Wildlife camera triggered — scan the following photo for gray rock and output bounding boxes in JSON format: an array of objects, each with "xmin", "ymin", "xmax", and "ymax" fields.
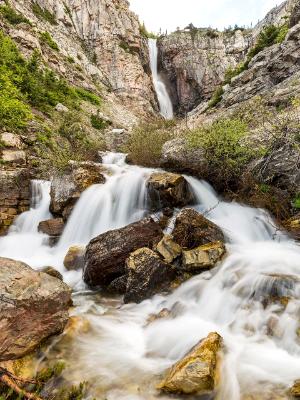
[{"xmin": 55, "ymin": 103, "xmax": 69, "ymax": 112}]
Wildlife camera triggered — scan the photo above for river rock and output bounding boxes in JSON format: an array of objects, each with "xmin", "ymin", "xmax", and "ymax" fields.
[
  {"xmin": 146, "ymin": 172, "xmax": 193, "ymax": 210},
  {"xmin": 124, "ymin": 247, "xmax": 177, "ymax": 304},
  {"xmin": 63, "ymin": 245, "xmax": 85, "ymax": 271},
  {"xmin": 84, "ymin": 217, "xmax": 163, "ymax": 287},
  {"xmin": 182, "ymin": 242, "xmax": 226, "ymax": 272},
  {"xmin": 156, "ymin": 235, "xmax": 182, "ymax": 263},
  {"xmin": 158, "ymin": 332, "xmax": 223, "ymax": 395},
  {"xmin": 50, "ymin": 162, "xmax": 106, "ymax": 220},
  {"xmin": 0, "ymin": 257, "xmax": 71, "ymax": 361},
  {"xmin": 290, "ymin": 380, "xmax": 300, "ymax": 397},
  {"xmin": 107, "ymin": 275, "xmax": 128, "ymax": 295},
  {"xmin": 172, "ymin": 208, "xmax": 224, "ymax": 249},
  {"xmin": 38, "ymin": 218, "xmax": 64, "ymax": 237},
  {"xmin": 40, "ymin": 266, "xmax": 63, "ymax": 281}
]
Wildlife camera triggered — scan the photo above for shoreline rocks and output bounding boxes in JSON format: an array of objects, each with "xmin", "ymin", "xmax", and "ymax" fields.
[{"xmin": 0, "ymin": 257, "xmax": 71, "ymax": 361}]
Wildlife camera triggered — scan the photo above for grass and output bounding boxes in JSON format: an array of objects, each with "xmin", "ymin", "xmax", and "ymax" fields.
[
  {"xmin": 90, "ymin": 114, "xmax": 111, "ymax": 130},
  {"xmin": 39, "ymin": 31, "xmax": 59, "ymax": 51},
  {"xmin": 0, "ymin": 3, "xmax": 30, "ymax": 25},
  {"xmin": 32, "ymin": 2, "xmax": 57, "ymax": 25},
  {"xmin": 75, "ymin": 87, "xmax": 101, "ymax": 105}
]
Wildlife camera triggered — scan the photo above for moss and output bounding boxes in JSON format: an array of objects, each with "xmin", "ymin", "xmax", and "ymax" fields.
[
  {"xmin": 90, "ymin": 114, "xmax": 110, "ymax": 130},
  {"xmin": 0, "ymin": 4, "xmax": 30, "ymax": 25},
  {"xmin": 75, "ymin": 87, "xmax": 101, "ymax": 105},
  {"xmin": 208, "ymin": 86, "xmax": 224, "ymax": 108},
  {"xmin": 293, "ymin": 195, "xmax": 300, "ymax": 209},
  {"xmin": 32, "ymin": 2, "xmax": 57, "ymax": 25},
  {"xmin": 39, "ymin": 31, "xmax": 59, "ymax": 51}
]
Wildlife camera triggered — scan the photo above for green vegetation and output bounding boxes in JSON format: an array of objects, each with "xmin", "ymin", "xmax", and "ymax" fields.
[
  {"xmin": 39, "ymin": 31, "xmax": 59, "ymax": 51},
  {"xmin": 293, "ymin": 195, "xmax": 300, "ymax": 209},
  {"xmin": 119, "ymin": 40, "xmax": 131, "ymax": 53},
  {"xmin": 90, "ymin": 113, "xmax": 111, "ymax": 130},
  {"xmin": 187, "ymin": 118, "xmax": 252, "ymax": 185},
  {"xmin": 139, "ymin": 23, "xmax": 157, "ymax": 39},
  {"xmin": 75, "ymin": 87, "xmax": 101, "ymax": 105},
  {"xmin": 125, "ymin": 120, "xmax": 176, "ymax": 167},
  {"xmin": 31, "ymin": 2, "xmax": 57, "ymax": 25},
  {"xmin": 208, "ymin": 86, "xmax": 224, "ymax": 108},
  {"xmin": 0, "ymin": 3, "xmax": 30, "ymax": 25},
  {"xmin": 67, "ymin": 56, "xmax": 75, "ymax": 64}
]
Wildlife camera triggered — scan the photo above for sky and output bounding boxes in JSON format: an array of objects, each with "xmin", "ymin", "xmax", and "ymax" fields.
[{"xmin": 129, "ymin": 0, "xmax": 282, "ymax": 34}]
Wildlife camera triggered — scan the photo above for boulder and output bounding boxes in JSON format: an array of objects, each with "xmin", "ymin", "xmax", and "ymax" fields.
[
  {"xmin": 172, "ymin": 208, "xmax": 224, "ymax": 249},
  {"xmin": 290, "ymin": 380, "xmax": 300, "ymax": 397},
  {"xmin": 50, "ymin": 161, "xmax": 106, "ymax": 220},
  {"xmin": 63, "ymin": 245, "xmax": 85, "ymax": 271},
  {"xmin": 38, "ymin": 218, "xmax": 64, "ymax": 237},
  {"xmin": 107, "ymin": 275, "xmax": 128, "ymax": 295},
  {"xmin": 124, "ymin": 248, "xmax": 177, "ymax": 304},
  {"xmin": 0, "ymin": 257, "xmax": 71, "ymax": 361},
  {"xmin": 182, "ymin": 242, "xmax": 226, "ymax": 272},
  {"xmin": 156, "ymin": 235, "xmax": 182, "ymax": 263},
  {"xmin": 146, "ymin": 172, "xmax": 193, "ymax": 210},
  {"xmin": 1, "ymin": 150, "xmax": 26, "ymax": 165},
  {"xmin": 84, "ymin": 218, "xmax": 163, "ymax": 287},
  {"xmin": 0, "ymin": 132, "xmax": 23, "ymax": 149},
  {"xmin": 40, "ymin": 266, "xmax": 63, "ymax": 281},
  {"xmin": 158, "ymin": 332, "xmax": 223, "ymax": 395}
]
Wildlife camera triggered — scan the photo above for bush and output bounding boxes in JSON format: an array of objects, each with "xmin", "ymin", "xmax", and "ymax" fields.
[
  {"xmin": 0, "ymin": 4, "xmax": 30, "ymax": 25},
  {"xmin": 32, "ymin": 2, "xmax": 57, "ymax": 25},
  {"xmin": 39, "ymin": 31, "xmax": 59, "ymax": 51},
  {"xmin": 90, "ymin": 114, "xmax": 111, "ymax": 130},
  {"xmin": 75, "ymin": 87, "xmax": 101, "ymax": 105},
  {"xmin": 187, "ymin": 118, "xmax": 252, "ymax": 186},
  {"xmin": 139, "ymin": 23, "xmax": 157, "ymax": 39},
  {"xmin": 208, "ymin": 86, "xmax": 224, "ymax": 108},
  {"xmin": 125, "ymin": 120, "xmax": 175, "ymax": 167}
]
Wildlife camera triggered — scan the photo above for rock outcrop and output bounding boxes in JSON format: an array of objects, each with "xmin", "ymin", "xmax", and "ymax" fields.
[
  {"xmin": 158, "ymin": 332, "xmax": 223, "ymax": 395},
  {"xmin": 124, "ymin": 247, "xmax": 176, "ymax": 303},
  {"xmin": 50, "ymin": 162, "xmax": 106, "ymax": 220},
  {"xmin": 146, "ymin": 172, "xmax": 193, "ymax": 210},
  {"xmin": 84, "ymin": 217, "xmax": 163, "ymax": 287},
  {"xmin": 172, "ymin": 208, "xmax": 224, "ymax": 249},
  {"xmin": 0, "ymin": 257, "xmax": 71, "ymax": 361}
]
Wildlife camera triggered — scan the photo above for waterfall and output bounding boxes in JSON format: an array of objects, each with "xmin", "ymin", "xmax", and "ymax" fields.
[
  {"xmin": 1, "ymin": 154, "xmax": 300, "ymax": 399},
  {"xmin": 148, "ymin": 38, "xmax": 174, "ymax": 120}
]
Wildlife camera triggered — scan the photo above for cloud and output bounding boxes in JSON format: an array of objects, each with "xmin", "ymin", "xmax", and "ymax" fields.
[{"xmin": 129, "ymin": 0, "xmax": 282, "ymax": 33}]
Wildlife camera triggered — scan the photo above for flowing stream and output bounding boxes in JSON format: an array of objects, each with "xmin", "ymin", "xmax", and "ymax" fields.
[
  {"xmin": 1, "ymin": 154, "xmax": 300, "ymax": 399},
  {"xmin": 148, "ymin": 38, "xmax": 174, "ymax": 120}
]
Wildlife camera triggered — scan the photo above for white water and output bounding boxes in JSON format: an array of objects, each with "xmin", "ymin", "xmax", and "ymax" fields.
[
  {"xmin": 1, "ymin": 154, "xmax": 300, "ymax": 399},
  {"xmin": 148, "ymin": 38, "xmax": 174, "ymax": 120}
]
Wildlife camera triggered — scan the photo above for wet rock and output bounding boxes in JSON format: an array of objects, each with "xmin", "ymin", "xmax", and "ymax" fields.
[
  {"xmin": 147, "ymin": 308, "xmax": 171, "ymax": 325},
  {"xmin": 158, "ymin": 332, "xmax": 223, "ymax": 395},
  {"xmin": 50, "ymin": 162, "xmax": 106, "ymax": 220},
  {"xmin": 283, "ymin": 214, "xmax": 300, "ymax": 240},
  {"xmin": 146, "ymin": 172, "xmax": 193, "ymax": 210},
  {"xmin": 156, "ymin": 235, "xmax": 182, "ymax": 263},
  {"xmin": 182, "ymin": 242, "xmax": 226, "ymax": 272},
  {"xmin": 84, "ymin": 218, "xmax": 163, "ymax": 287},
  {"xmin": 124, "ymin": 247, "xmax": 177, "ymax": 304},
  {"xmin": 160, "ymin": 138, "xmax": 207, "ymax": 176},
  {"xmin": 41, "ymin": 266, "xmax": 63, "ymax": 281},
  {"xmin": 38, "ymin": 218, "xmax": 64, "ymax": 237},
  {"xmin": 63, "ymin": 245, "xmax": 85, "ymax": 271},
  {"xmin": 107, "ymin": 275, "xmax": 128, "ymax": 295},
  {"xmin": 290, "ymin": 380, "xmax": 300, "ymax": 397},
  {"xmin": 0, "ymin": 257, "xmax": 71, "ymax": 361},
  {"xmin": 172, "ymin": 208, "xmax": 224, "ymax": 249}
]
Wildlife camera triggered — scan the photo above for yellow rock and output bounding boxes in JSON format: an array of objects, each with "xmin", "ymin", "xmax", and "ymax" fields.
[
  {"xmin": 290, "ymin": 380, "xmax": 300, "ymax": 397},
  {"xmin": 0, "ymin": 353, "xmax": 37, "ymax": 380},
  {"xmin": 156, "ymin": 235, "xmax": 182, "ymax": 263},
  {"xmin": 157, "ymin": 332, "xmax": 223, "ymax": 395},
  {"xmin": 182, "ymin": 241, "xmax": 226, "ymax": 272}
]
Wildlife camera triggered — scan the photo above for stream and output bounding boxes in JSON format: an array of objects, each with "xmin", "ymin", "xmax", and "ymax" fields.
[{"xmin": 1, "ymin": 153, "xmax": 300, "ymax": 399}]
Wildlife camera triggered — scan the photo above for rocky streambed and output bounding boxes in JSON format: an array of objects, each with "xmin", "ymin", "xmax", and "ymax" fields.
[{"xmin": 1, "ymin": 153, "xmax": 300, "ymax": 400}]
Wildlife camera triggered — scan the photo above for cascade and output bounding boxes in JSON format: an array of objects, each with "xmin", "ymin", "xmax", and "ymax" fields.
[
  {"xmin": 148, "ymin": 38, "xmax": 174, "ymax": 120},
  {"xmin": 1, "ymin": 154, "xmax": 300, "ymax": 399}
]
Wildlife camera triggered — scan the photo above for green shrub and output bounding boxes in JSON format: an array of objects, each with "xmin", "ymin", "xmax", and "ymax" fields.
[
  {"xmin": 293, "ymin": 195, "xmax": 300, "ymax": 209},
  {"xmin": 275, "ymin": 23, "xmax": 289, "ymax": 43},
  {"xmin": 125, "ymin": 120, "xmax": 175, "ymax": 167},
  {"xmin": 39, "ymin": 31, "xmax": 59, "ymax": 51},
  {"xmin": 32, "ymin": 2, "xmax": 57, "ymax": 25},
  {"xmin": 139, "ymin": 23, "xmax": 157, "ymax": 39},
  {"xmin": 75, "ymin": 87, "xmax": 101, "ymax": 105},
  {"xmin": 90, "ymin": 114, "xmax": 110, "ymax": 130},
  {"xmin": 67, "ymin": 56, "xmax": 75, "ymax": 63},
  {"xmin": 187, "ymin": 118, "xmax": 252, "ymax": 185},
  {"xmin": 0, "ymin": 4, "xmax": 30, "ymax": 25},
  {"xmin": 208, "ymin": 86, "xmax": 224, "ymax": 108}
]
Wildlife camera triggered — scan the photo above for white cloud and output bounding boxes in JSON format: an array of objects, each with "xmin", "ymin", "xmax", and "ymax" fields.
[{"xmin": 129, "ymin": 0, "xmax": 282, "ymax": 33}]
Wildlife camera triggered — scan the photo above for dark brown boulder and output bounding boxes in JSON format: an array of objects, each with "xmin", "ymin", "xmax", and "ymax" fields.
[
  {"xmin": 0, "ymin": 257, "xmax": 71, "ymax": 361},
  {"xmin": 38, "ymin": 218, "xmax": 64, "ymax": 236},
  {"xmin": 124, "ymin": 247, "xmax": 177, "ymax": 304},
  {"xmin": 83, "ymin": 217, "xmax": 163, "ymax": 287},
  {"xmin": 146, "ymin": 172, "xmax": 193, "ymax": 210},
  {"xmin": 172, "ymin": 208, "xmax": 224, "ymax": 249}
]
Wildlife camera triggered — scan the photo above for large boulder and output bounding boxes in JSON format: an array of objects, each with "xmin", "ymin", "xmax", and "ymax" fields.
[
  {"xmin": 124, "ymin": 248, "xmax": 177, "ymax": 304},
  {"xmin": 146, "ymin": 172, "xmax": 193, "ymax": 210},
  {"xmin": 182, "ymin": 242, "xmax": 226, "ymax": 272},
  {"xmin": 50, "ymin": 161, "xmax": 106, "ymax": 220},
  {"xmin": 63, "ymin": 245, "xmax": 85, "ymax": 271},
  {"xmin": 158, "ymin": 332, "xmax": 223, "ymax": 395},
  {"xmin": 0, "ymin": 257, "xmax": 71, "ymax": 361},
  {"xmin": 172, "ymin": 208, "xmax": 224, "ymax": 249},
  {"xmin": 84, "ymin": 218, "xmax": 163, "ymax": 287}
]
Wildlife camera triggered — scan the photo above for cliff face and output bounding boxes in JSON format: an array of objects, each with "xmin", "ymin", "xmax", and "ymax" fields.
[
  {"xmin": 158, "ymin": 29, "xmax": 251, "ymax": 113},
  {"xmin": 8, "ymin": 0, "xmax": 157, "ymax": 120}
]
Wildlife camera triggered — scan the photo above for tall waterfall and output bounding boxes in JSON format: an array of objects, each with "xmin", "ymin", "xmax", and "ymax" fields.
[
  {"xmin": 148, "ymin": 38, "xmax": 174, "ymax": 120},
  {"xmin": 1, "ymin": 153, "xmax": 300, "ymax": 399}
]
